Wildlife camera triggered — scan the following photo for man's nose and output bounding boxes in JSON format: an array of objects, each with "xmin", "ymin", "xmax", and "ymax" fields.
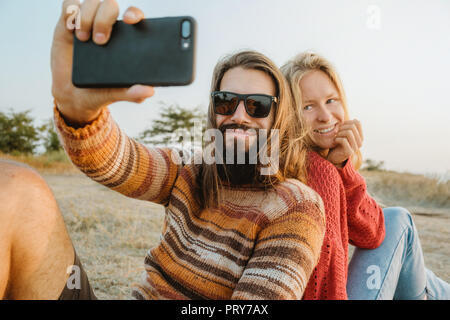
[{"xmin": 230, "ymin": 101, "xmax": 251, "ymax": 124}]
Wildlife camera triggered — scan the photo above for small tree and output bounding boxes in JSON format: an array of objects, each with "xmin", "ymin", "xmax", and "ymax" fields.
[
  {"xmin": 0, "ymin": 109, "xmax": 40, "ymax": 154},
  {"xmin": 362, "ymin": 159, "xmax": 385, "ymax": 171},
  {"xmin": 138, "ymin": 103, "xmax": 206, "ymax": 146},
  {"xmin": 39, "ymin": 118, "xmax": 62, "ymax": 153}
]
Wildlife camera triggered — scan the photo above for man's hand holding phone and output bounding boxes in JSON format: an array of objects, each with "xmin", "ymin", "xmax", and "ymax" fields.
[
  {"xmin": 51, "ymin": 0, "xmax": 154, "ymax": 127},
  {"xmin": 326, "ymin": 119, "xmax": 364, "ymax": 168}
]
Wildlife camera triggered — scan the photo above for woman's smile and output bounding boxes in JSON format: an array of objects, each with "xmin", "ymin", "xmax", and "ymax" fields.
[{"xmin": 313, "ymin": 123, "xmax": 338, "ymax": 135}]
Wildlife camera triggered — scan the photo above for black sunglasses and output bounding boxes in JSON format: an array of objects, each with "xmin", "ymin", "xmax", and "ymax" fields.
[{"xmin": 211, "ymin": 91, "xmax": 278, "ymax": 118}]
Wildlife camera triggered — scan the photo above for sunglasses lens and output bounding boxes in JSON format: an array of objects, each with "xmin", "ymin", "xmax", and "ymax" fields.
[
  {"xmin": 246, "ymin": 95, "xmax": 272, "ymax": 117},
  {"xmin": 214, "ymin": 92, "xmax": 238, "ymax": 115}
]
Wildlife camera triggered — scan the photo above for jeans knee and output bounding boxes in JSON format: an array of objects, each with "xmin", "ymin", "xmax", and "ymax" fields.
[
  {"xmin": 383, "ymin": 207, "xmax": 414, "ymax": 231},
  {"xmin": 383, "ymin": 207, "xmax": 418, "ymax": 246}
]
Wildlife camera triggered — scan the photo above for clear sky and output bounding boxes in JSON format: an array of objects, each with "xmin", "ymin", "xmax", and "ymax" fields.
[{"xmin": 0, "ymin": 0, "xmax": 449, "ymax": 177}]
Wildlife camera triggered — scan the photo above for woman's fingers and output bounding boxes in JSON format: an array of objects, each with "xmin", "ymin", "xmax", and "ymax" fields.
[
  {"xmin": 329, "ymin": 137, "xmax": 353, "ymax": 165},
  {"xmin": 92, "ymin": 0, "xmax": 120, "ymax": 45},
  {"xmin": 76, "ymin": 0, "xmax": 101, "ymax": 41},
  {"xmin": 354, "ymin": 119, "xmax": 364, "ymax": 144},
  {"xmin": 329, "ymin": 120, "xmax": 364, "ymax": 167},
  {"xmin": 339, "ymin": 126, "xmax": 361, "ymax": 149},
  {"xmin": 335, "ymin": 137, "xmax": 352, "ymax": 153},
  {"xmin": 339, "ymin": 120, "xmax": 363, "ymax": 149},
  {"xmin": 123, "ymin": 6, "xmax": 145, "ymax": 24},
  {"xmin": 337, "ymin": 129, "xmax": 359, "ymax": 153}
]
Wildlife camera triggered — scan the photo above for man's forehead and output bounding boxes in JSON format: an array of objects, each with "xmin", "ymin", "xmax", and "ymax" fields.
[{"xmin": 219, "ymin": 67, "xmax": 276, "ymax": 96}]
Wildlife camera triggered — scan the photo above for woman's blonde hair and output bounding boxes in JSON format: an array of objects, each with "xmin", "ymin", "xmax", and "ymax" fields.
[
  {"xmin": 281, "ymin": 52, "xmax": 363, "ymax": 170},
  {"xmin": 200, "ymin": 50, "xmax": 309, "ymax": 208}
]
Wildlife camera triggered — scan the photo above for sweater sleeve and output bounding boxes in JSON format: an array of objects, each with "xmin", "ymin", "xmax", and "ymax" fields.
[
  {"xmin": 54, "ymin": 105, "xmax": 182, "ymax": 206},
  {"xmin": 231, "ymin": 199, "xmax": 326, "ymax": 300},
  {"xmin": 303, "ymin": 151, "xmax": 348, "ymax": 299},
  {"xmin": 337, "ymin": 159, "xmax": 385, "ymax": 249}
]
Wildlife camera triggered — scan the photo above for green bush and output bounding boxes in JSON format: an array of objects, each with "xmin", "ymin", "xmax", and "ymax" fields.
[
  {"xmin": 0, "ymin": 109, "xmax": 62, "ymax": 155},
  {"xmin": 0, "ymin": 109, "xmax": 40, "ymax": 154},
  {"xmin": 362, "ymin": 159, "xmax": 385, "ymax": 171},
  {"xmin": 137, "ymin": 103, "xmax": 206, "ymax": 146},
  {"xmin": 39, "ymin": 118, "xmax": 63, "ymax": 153}
]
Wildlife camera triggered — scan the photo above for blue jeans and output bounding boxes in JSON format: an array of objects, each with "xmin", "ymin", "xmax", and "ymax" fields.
[{"xmin": 347, "ymin": 207, "xmax": 450, "ymax": 300}]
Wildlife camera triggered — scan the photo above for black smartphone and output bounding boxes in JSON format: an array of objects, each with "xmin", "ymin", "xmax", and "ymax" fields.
[{"xmin": 72, "ymin": 16, "xmax": 196, "ymax": 88}]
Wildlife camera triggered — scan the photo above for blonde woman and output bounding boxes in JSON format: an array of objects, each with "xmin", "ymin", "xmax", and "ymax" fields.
[{"xmin": 281, "ymin": 52, "xmax": 450, "ymax": 300}]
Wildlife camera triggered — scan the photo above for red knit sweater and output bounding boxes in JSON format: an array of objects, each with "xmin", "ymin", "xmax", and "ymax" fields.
[{"xmin": 302, "ymin": 151, "xmax": 386, "ymax": 300}]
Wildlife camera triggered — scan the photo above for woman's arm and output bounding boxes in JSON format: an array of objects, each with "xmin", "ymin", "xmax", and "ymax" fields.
[
  {"xmin": 324, "ymin": 118, "xmax": 385, "ymax": 249},
  {"xmin": 54, "ymin": 105, "xmax": 181, "ymax": 206},
  {"xmin": 338, "ymin": 159, "xmax": 385, "ymax": 249},
  {"xmin": 231, "ymin": 199, "xmax": 326, "ymax": 300}
]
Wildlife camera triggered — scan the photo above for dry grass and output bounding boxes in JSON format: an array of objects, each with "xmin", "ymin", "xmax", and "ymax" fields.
[
  {"xmin": 362, "ymin": 169, "xmax": 450, "ymax": 215},
  {"xmin": 2, "ymin": 154, "xmax": 449, "ymax": 299},
  {"xmin": 44, "ymin": 173, "xmax": 165, "ymax": 299},
  {"xmin": 0, "ymin": 151, "xmax": 77, "ymax": 174}
]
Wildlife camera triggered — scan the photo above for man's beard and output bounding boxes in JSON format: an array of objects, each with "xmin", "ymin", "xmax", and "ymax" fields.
[{"xmin": 216, "ymin": 123, "xmax": 260, "ymax": 186}]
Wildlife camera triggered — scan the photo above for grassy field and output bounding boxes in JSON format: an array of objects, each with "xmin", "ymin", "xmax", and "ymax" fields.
[
  {"xmin": 363, "ymin": 169, "xmax": 450, "ymax": 215},
  {"xmin": 0, "ymin": 151, "xmax": 77, "ymax": 174},
  {"xmin": 2, "ymin": 152, "xmax": 449, "ymax": 299}
]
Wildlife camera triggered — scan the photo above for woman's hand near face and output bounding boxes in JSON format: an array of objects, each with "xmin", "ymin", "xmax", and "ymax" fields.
[{"xmin": 327, "ymin": 119, "xmax": 363, "ymax": 167}]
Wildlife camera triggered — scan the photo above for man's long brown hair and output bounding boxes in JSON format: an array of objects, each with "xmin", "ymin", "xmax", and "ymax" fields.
[{"xmin": 199, "ymin": 50, "xmax": 309, "ymax": 209}]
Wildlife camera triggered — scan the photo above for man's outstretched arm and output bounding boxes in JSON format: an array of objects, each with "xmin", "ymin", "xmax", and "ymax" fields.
[
  {"xmin": 51, "ymin": 1, "xmax": 182, "ymax": 205},
  {"xmin": 55, "ymin": 105, "xmax": 182, "ymax": 206}
]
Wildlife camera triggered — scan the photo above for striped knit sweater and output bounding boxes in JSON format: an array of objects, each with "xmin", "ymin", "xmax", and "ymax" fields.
[{"xmin": 54, "ymin": 106, "xmax": 326, "ymax": 300}]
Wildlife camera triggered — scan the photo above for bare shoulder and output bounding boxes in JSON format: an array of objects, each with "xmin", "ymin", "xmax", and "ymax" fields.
[{"xmin": 0, "ymin": 159, "xmax": 46, "ymax": 189}]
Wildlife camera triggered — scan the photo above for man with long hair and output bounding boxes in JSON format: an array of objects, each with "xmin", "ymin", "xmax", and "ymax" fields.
[{"xmin": 0, "ymin": 1, "xmax": 325, "ymax": 300}]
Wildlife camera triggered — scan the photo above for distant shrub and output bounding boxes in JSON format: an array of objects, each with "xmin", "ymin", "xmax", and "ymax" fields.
[
  {"xmin": 362, "ymin": 159, "xmax": 385, "ymax": 171},
  {"xmin": 39, "ymin": 118, "xmax": 63, "ymax": 153},
  {"xmin": 137, "ymin": 103, "xmax": 206, "ymax": 147},
  {"xmin": 362, "ymin": 170, "xmax": 450, "ymax": 209},
  {"xmin": 0, "ymin": 109, "xmax": 40, "ymax": 154}
]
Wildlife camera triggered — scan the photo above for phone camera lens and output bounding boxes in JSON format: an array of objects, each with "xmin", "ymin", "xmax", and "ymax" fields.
[{"xmin": 181, "ymin": 20, "xmax": 191, "ymax": 39}]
